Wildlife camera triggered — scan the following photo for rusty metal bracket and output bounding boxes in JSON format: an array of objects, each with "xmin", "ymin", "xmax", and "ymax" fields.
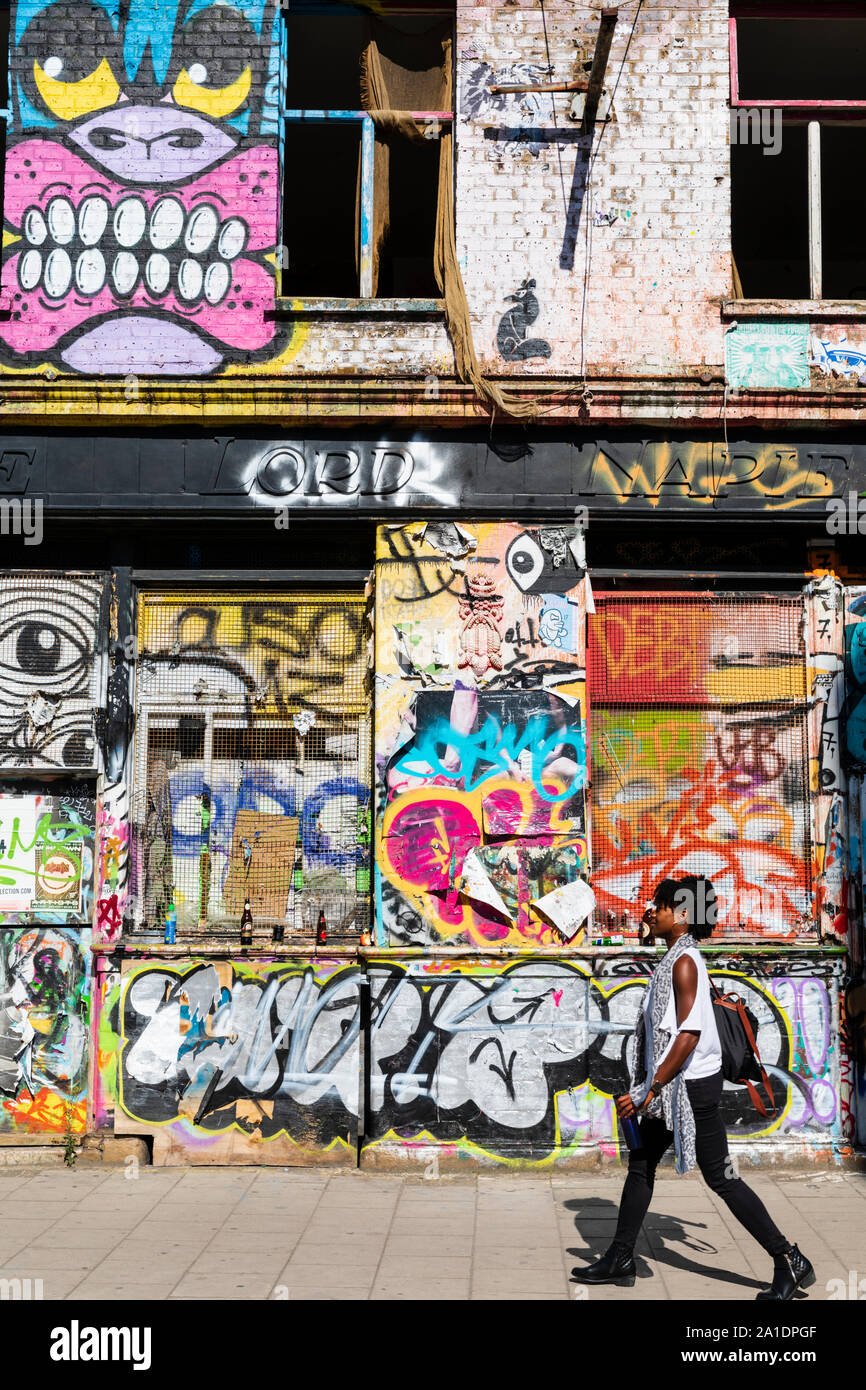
[{"xmin": 487, "ymin": 79, "xmax": 589, "ymax": 95}]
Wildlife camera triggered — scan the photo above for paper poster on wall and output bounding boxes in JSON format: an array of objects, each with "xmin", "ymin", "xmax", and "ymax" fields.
[
  {"xmin": 0, "ymin": 797, "xmax": 39, "ymax": 912},
  {"xmin": 725, "ymin": 323, "xmax": 809, "ymax": 390},
  {"xmin": 0, "ymin": 797, "xmax": 83, "ymax": 914}
]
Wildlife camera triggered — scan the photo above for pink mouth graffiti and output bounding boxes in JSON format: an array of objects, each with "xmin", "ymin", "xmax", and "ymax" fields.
[{"xmin": 1, "ymin": 140, "xmax": 278, "ymax": 373}]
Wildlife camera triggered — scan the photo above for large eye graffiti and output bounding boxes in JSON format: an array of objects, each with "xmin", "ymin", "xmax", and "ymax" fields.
[
  {"xmin": 505, "ymin": 529, "xmax": 585, "ymax": 595},
  {"xmin": 18, "ymin": 5, "xmax": 122, "ymax": 121},
  {"xmin": 506, "ymin": 533, "xmax": 546, "ymax": 592},
  {"xmin": 0, "ymin": 611, "xmax": 92, "ymax": 695},
  {"xmin": 171, "ymin": 8, "xmax": 256, "ymax": 119}
]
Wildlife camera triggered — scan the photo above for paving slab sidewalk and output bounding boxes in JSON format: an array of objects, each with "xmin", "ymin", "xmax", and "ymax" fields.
[{"xmin": 0, "ymin": 1165, "xmax": 863, "ymax": 1301}]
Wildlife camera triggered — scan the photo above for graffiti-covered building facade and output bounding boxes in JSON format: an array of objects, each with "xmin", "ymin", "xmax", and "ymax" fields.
[{"xmin": 0, "ymin": 0, "xmax": 863, "ymax": 1168}]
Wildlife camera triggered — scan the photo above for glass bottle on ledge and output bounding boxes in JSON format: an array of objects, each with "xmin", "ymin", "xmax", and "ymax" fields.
[
  {"xmin": 164, "ymin": 901, "xmax": 177, "ymax": 945},
  {"xmin": 272, "ymin": 918, "xmax": 285, "ymax": 945},
  {"xmin": 316, "ymin": 910, "xmax": 327, "ymax": 946},
  {"xmin": 240, "ymin": 898, "xmax": 253, "ymax": 947}
]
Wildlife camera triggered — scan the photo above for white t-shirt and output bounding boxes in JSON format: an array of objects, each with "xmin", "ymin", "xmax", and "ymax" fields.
[{"xmin": 642, "ymin": 944, "xmax": 723, "ymax": 1081}]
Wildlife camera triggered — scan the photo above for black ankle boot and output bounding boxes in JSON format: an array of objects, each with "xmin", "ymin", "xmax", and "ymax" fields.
[
  {"xmin": 572, "ymin": 1242, "xmax": 636, "ymax": 1287},
  {"xmin": 756, "ymin": 1245, "xmax": 816, "ymax": 1301}
]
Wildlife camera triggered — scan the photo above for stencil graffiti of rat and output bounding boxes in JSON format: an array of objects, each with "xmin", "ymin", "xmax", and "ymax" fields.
[{"xmin": 496, "ymin": 278, "xmax": 552, "ymax": 362}]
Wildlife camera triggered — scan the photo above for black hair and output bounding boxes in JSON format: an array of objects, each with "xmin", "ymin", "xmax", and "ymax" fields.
[
  {"xmin": 654, "ymin": 874, "xmax": 718, "ymax": 939},
  {"xmin": 652, "ymin": 878, "xmax": 681, "ymax": 912}
]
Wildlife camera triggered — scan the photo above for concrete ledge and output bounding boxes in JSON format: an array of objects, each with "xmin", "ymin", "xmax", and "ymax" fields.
[
  {"xmin": 0, "ymin": 1136, "xmax": 151, "ymax": 1167},
  {"xmin": 360, "ymin": 1140, "xmax": 866, "ymax": 1175}
]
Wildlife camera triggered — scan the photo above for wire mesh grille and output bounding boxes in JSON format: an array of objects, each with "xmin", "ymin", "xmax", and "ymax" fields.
[
  {"xmin": 135, "ymin": 592, "xmax": 370, "ymax": 937},
  {"xmin": 588, "ymin": 593, "xmax": 813, "ymax": 937},
  {"xmin": 588, "ymin": 593, "xmax": 807, "ymax": 704}
]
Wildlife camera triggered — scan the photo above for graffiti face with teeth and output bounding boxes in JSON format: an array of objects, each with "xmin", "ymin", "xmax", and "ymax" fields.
[{"xmin": 1, "ymin": 0, "xmax": 282, "ymax": 375}]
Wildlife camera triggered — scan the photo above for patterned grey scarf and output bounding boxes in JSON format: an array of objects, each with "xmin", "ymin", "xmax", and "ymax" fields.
[{"xmin": 628, "ymin": 932, "xmax": 698, "ymax": 1175}]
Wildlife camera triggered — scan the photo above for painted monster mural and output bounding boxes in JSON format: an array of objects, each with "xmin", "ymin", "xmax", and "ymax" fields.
[{"xmin": 1, "ymin": 0, "xmax": 282, "ymax": 374}]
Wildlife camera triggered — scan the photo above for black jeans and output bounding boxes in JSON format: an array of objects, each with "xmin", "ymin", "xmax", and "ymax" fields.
[{"xmin": 613, "ymin": 1069, "xmax": 789, "ymax": 1257}]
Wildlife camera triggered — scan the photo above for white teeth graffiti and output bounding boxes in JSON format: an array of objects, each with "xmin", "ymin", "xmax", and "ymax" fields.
[
  {"xmin": 149, "ymin": 197, "xmax": 185, "ymax": 250},
  {"xmin": 46, "ymin": 196, "xmax": 75, "ymax": 245},
  {"xmin": 23, "ymin": 207, "xmax": 47, "ymax": 246},
  {"xmin": 177, "ymin": 257, "xmax": 203, "ymax": 302},
  {"xmin": 44, "ymin": 247, "xmax": 72, "ymax": 298},
  {"xmin": 77, "ymin": 196, "xmax": 108, "ymax": 246},
  {"xmin": 74, "ymin": 247, "xmax": 106, "ymax": 295},
  {"xmin": 111, "ymin": 251, "xmax": 138, "ymax": 296},
  {"xmin": 18, "ymin": 196, "xmax": 247, "ymax": 306},
  {"xmin": 113, "ymin": 196, "xmax": 147, "ymax": 248},
  {"xmin": 144, "ymin": 253, "xmax": 170, "ymax": 295},
  {"xmin": 203, "ymin": 260, "xmax": 230, "ymax": 305},
  {"xmin": 18, "ymin": 249, "xmax": 42, "ymax": 291},
  {"xmin": 184, "ymin": 205, "xmax": 219, "ymax": 255},
  {"xmin": 217, "ymin": 218, "xmax": 246, "ymax": 261}
]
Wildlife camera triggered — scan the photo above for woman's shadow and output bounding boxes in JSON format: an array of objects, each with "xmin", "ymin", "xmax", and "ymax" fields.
[{"xmin": 563, "ymin": 1196, "xmax": 770, "ymax": 1292}]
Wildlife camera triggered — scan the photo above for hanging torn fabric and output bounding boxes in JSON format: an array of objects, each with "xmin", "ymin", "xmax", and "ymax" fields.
[{"xmin": 357, "ymin": 21, "xmax": 541, "ymax": 421}]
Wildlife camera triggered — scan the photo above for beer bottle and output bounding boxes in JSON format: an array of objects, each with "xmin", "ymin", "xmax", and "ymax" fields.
[
  {"xmin": 240, "ymin": 898, "xmax": 253, "ymax": 946},
  {"xmin": 316, "ymin": 910, "xmax": 327, "ymax": 946}
]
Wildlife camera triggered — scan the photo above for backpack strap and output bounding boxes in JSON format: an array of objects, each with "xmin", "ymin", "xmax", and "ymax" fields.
[
  {"xmin": 733, "ymin": 998, "xmax": 777, "ymax": 1117},
  {"xmin": 743, "ymin": 1078, "xmax": 769, "ymax": 1119}
]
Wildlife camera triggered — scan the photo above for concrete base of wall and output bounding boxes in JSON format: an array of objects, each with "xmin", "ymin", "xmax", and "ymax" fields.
[
  {"xmin": 0, "ymin": 1136, "xmax": 151, "ymax": 1167},
  {"xmin": 360, "ymin": 1140, "xmax": 866, "ymax": 1175}
]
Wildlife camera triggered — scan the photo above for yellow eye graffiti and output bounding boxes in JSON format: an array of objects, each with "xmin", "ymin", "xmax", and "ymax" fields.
[
  {"xmin": 33, "ymin": 56, "xmax": 120, "ymax": 120},
  {"xmin": 172, "ymin": 65, "xmax": 251, "ymax": 118}
]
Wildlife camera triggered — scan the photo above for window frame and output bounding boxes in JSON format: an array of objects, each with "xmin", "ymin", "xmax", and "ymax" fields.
[
  {"xmin": 277, "ymin": 5, "xmax": 454, "ymax": 314},
  {"xmin": 729, "ymin": 6, "xmax": 866, "ymax": 305},
  {"xmin": 730, "ymin": 5, "xmax": 866, "ymax": 111}
]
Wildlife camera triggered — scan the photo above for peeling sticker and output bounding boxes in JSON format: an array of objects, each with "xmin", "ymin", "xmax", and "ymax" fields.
[
  {"xmin": 293, "ymin": 710, "xmax": 316, "ymax": 737},
  {"xmin": 532, "ymin": 876, "xmax": 596, "ymax": 940},
  {"xmin": 421, "ymin": 521, "xmax": 477, "ymax": 561},
  {"xmin": 539, "ymin": 527, "xmax": 568, "ymax": 568},
  {"xmin": 26, "ymin": 692, "xmax": 59, "ymax": 728},
  {"xmin": 459, "ymin": 848, "xmax": 513, "ymax": 922}
]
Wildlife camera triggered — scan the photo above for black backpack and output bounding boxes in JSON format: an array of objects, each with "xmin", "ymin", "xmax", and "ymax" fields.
[{"xmin": 710, "ymin": 980, "xmax": 776, "ymax": 1118}]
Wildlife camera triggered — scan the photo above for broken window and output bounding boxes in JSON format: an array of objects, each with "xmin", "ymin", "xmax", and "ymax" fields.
[
  {"xmin": 730, "ymin": 6, "xmax": 866, "ymax": 299},
  {"xmin": 133, "ymin": 591, "xmax": 371, "ymax": 941},
  {"xmin": 281, "ymin": 2, "xmax": 453, "ymax": 300}
]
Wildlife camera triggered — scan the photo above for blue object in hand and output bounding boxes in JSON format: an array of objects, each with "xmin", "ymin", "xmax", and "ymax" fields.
[{"xmin": 620, "ymin": 1112, "xmax": 643, "ymax": 1151}]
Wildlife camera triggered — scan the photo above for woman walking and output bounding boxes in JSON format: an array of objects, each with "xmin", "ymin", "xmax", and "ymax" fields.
[{"xmin": 573, "ymin": 875, "xmax": 815, "ymax": 1301}]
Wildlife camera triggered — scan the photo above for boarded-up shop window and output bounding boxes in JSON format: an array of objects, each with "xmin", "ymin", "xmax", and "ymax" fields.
[
  {"xmin": 587, "ymin": 592, "xmax": 814, "ymax": 939},
  {"xmin": 730, "ymin": 8, "xmax": 866, "ymax": 299},
  {"xmin": 133, "ymin": 592, "xmax": 371, "ymax": 939}
]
